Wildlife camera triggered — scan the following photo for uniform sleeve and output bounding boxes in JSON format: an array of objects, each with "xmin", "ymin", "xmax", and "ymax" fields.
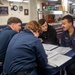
[
  {"xmin": 34, "ymin": 40, "xmax": 54, "ymax": 75},
  {"xmin": 0, "ymin": 31, "xmax": 17, "ymax": 62},
  {"xmin": 38, "ymin": 33, "xmax": 43, "ymax": 38},
  {"xmin": 35, "ymin": 40, "xmax": 48, "ymax": 68},
  {"xmin": 8, "ymin": 31, "xmax": 17, "ymax": 42},
  {"xmin": 61, "ymin": 33, "xmax": 66, "ymax": 47}
]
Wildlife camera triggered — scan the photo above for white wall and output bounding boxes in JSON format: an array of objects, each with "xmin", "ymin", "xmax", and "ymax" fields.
[
  {"xmin": 0, "ymin": 0, "xmax": 45, "ymax": 25},
  {"xmin": 0, "ymin": 0, "xmax": 29, "ymax": 25}
]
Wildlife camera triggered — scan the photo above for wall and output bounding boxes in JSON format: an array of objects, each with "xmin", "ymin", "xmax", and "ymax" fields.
[
  {"xmin": 0, "ymin": 0, "xmax": 29, "ymax": 25},
  {"xmin": 0, "ymin": 0, "xmax": 46, "ymax": 25}
]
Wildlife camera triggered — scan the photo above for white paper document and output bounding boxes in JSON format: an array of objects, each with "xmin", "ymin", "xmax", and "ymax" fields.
[
  {"xmin": 43, "ymin": 44, "xmax": 58, "ymax": 51},
  {"xmin": 48, "ymin": 54, "xmax": 71, "ymax": 67},
  {"xmin": 46, "ymin": 50, "xmax": 59, "ymax": 58},
  {"xmin": 54, "ymin": 46, "xmax": 72, "ymax": 54}
]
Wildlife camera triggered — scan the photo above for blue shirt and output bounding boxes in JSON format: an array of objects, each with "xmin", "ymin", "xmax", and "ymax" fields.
[
  {"xmin": 61, "ymin": 28, "xmax": 75, "ymax": 49},
  {"xmin": 3, "ymin": 29, "xmax": 48, "ymax": 74},
  {"xmin": 0, "ymin": 26, "xmax": 17, "ymax": 62}
]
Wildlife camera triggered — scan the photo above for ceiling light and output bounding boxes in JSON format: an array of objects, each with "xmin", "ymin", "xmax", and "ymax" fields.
[
  {"xmin": 53, "ymin": 11, "xmax": 63, "ymax": 14},
  {"xmin": 72, "ymin": 3, "xmax": 75, "ymax": 5},
  {"xmin": 23, "ymin": 0, "xmax": 29, "ymax": 3},
  {"xmin": 47, "ymin": 0, "xmax": 58, "ymax": 1},
  {"xmin": 7, "ymin": 0, "xmax": 23, "ymax": 2}
]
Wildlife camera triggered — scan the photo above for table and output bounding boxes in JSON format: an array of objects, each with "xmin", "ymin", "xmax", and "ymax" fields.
[{"xmin": 43, "ymin": 44, "xmax": 75, "ymax": 75}]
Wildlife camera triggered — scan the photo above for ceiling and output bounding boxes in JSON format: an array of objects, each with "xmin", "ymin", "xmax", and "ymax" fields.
[
  {"xmin": 45, "ymin": 0, "xmax": 75, "ymax": 3},
  {"xmin": 0, "ymin": 0, "xmax": 75, "ymax": 5}
]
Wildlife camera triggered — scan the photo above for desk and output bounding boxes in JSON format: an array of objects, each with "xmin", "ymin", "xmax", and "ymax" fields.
[{"xmin": 43, "ymin": 44, "xmax": 75, "ymax": 75}]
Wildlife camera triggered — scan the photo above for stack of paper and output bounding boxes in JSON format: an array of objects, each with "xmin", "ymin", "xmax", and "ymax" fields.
[
  {"xmin": 43, "ymin": 44, "xmax": 72, "ymax": 67},
  {"xmin": 48, "ymin": 54, "xmax": 71, "ymax": 67},
  {"xmin": 46, "ymin": 50, "xmax": 59, "ymax": 59},
  {"xmin": 54, "ymin": 46, "xmax": 72, "ymax": 54},
  {"xmin": 43, "ymin": 44, "xmax": 58, "ymax": 51}
]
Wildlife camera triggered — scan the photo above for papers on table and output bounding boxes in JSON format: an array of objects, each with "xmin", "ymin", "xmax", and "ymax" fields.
[
  {"xmin": 43, "ymin": 43, "xmax": 72, "ymax": 54},
  {"xmin": 43, "ymin": 44, "xmax": 58, "ymax": 51},
  {"xmin": 42, "ymin": 44, "xmax": 74, "ymax": 67},
  {"xmin": 54, "ymin": 46, "xmax": 72, "ymax": 54},
  {"xmin": 48, "ymin": 54, "xmax": 71, "ymax": 67},
  {"xmin": 42, "ymin": 44, "xmax": 73, "ymax": 67},
  {"xmin": 46, "ymin": 50, "xmax": 58, "ymax": 59}
]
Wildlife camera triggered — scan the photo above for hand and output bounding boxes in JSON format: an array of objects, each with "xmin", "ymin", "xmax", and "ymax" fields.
[{"xmin": 39, "ymin": 38, "xmax": 43, "ymax": 42}]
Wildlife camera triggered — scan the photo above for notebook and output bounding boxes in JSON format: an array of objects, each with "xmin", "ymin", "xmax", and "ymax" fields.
[
  {"xmin": 43, "ymin": 44, "xmax": 58, "ymax": 51},
  {"xmin": 48, "ymin": 54, "xmax": 71, "ymax": 67}
]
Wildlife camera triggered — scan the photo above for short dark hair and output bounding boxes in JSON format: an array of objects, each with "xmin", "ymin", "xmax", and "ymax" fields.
[
  {"xmin": 38, "ymin": 19, "xmax": 46, "ymax": 26},
  {"xmin": 7, "ymin": 17, "xmax": 22, "ymax": 25},
  {"xmin": 62, "ymin": 15, "xmax": 73, "ymax": 25}
]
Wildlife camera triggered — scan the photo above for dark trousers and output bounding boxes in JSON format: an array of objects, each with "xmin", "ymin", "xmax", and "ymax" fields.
[
  {"xmin": 0, "ymin": 65, "xmax": 3, "ymax": 74},
  {"xmin": 66, "ymin": 62, "xmax": 75, "ymax": 75}
]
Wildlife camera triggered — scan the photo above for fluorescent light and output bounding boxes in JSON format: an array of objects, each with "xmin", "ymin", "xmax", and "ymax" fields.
[
  {"xmin": 23, "ymin": 1, "xmax": 29, "ymax": 3},
  {"xmin": 53, "ymin": 11, "xmax": 63, "ymax": 14},
  {"xmin": 47, "ymin": 0, "xmax": 58, "ymax": 1},
  {"xmin": 72, "ymin": 3, "xmax": 75, "ymax": 5},
  {"xmin": 7, "ymin": 0, "xmax": 23, "ymax": 2},
  {"xmin": 23, "ymin": 0, "xmax": 29, "ymax": 3},
  {"xmin": 7, "ymin": 0, "xmax": 29, "ymax": 2}
]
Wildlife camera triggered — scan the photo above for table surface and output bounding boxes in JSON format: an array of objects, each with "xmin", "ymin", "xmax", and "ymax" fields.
[{"xmin": 43, "ymin": 44, "xmax": 75, "ymax": 75}]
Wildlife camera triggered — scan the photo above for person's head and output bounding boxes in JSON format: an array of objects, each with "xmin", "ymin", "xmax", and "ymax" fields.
[
  {"xmin": 61, "ymin": 15, "xmax": 74, "ymax": 31},
  {"xmin": 38, "ymin": 19, "xmax": 48, "ymax": 32},
  {"xmin": 25, "ymin": 20, "xmax": 42, "ymax": 37},
  {"xmin": 7, "ymin": 17, "xmax": 22, "ymax": 32}
]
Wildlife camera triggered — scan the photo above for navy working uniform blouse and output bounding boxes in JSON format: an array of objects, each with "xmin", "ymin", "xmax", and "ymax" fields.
[
  {"xmin": 3, "ymin": 29, "xmax": 48, "ymax": 75},
  {"xmin": 0, "ymin": 26, "xmax": 17, "ymax": 62},
  {"xmin": 61, "ymin": 28, "xmax": 75, "ymax": 49}
]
